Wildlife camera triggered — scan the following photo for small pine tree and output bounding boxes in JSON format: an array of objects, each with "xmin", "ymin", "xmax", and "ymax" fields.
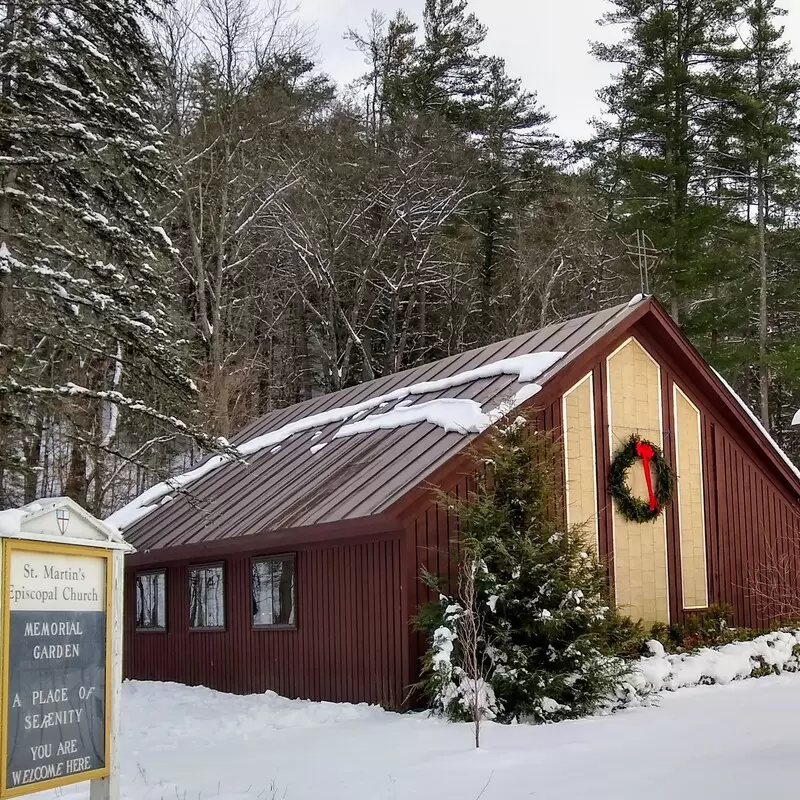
[{"xmin": 416, "ymin": 413, "xmax": 630, "ymax": 724}]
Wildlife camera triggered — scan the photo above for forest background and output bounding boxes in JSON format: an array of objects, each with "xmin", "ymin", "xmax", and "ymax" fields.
[{"xmin": 1, "ymin": 0, "xmax": 798, "ymax": 515}]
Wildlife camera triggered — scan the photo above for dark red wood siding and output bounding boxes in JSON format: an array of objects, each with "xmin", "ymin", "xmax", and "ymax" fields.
[
  {"xmin": 703, "ymin": 421, "xmax": 800, "ymax": 627},
  {"xmin": 124, "ymin": 535, "xmax": 405, "ymax": 707}
]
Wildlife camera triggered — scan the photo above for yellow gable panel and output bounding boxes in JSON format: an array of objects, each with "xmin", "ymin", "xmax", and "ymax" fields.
[
  {"xmin": 562, "ymin": 373, "xmax": 599, "ymax": 551},
  {"xmin": 674, "ymin": 386, "xmax": 709, "ymax": 609},
  {"xmin": 607, "ymin": 338, "xmax": 669, "ymax": 625}
]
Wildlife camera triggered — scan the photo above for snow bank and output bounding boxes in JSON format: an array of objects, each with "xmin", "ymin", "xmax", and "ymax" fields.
[
  {"xmin": 792, "ymin": 408, "xmax": 800, "ymax": 426},
  {"xmin": 107, "ymin": 350, "xmax": 565, "ymax": 530},
  {"xmin": 118, "ymin": 680, "xmax": 387, "ymax": 766},
  {"xmin": 123, "ymin": 680, "xmax": 383, "ymax": 740},
  {"xmin": 616, "ymin": 631, "xmax": 800, "ymax": 705},
  {"xmin": 36, "ymin": 672, "xmax": 800, "ymax": 800}
]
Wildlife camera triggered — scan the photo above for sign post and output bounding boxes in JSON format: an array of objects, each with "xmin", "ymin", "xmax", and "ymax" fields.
[{"xmin": 0, "ymin": 499, "xmax": 131, "ymax": 800}]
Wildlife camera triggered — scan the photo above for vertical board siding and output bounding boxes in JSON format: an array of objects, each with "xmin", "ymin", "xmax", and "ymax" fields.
[
  {"xmin": 562, "ymin": 373, "xmax": 600, "ymax": 551},
  {"xmin": 673, "ymin": 386, "xmax": 709, "ymax": 609},
  {"xmin": 406, "ymin": 475, "xmax": 463, "ymax": 696},
  {"xmin": 705, "ymin": 427, "xmax": 800, "ymax": 628},
  {"xmin": 124, "ymin": 536, "xmax": 404, "ymax": 707},
  {"xmin": 702, "ymin": 419, "xmax": 720, "ymax": 608},
  {"xmin": 660, "ymin": 369, "xmax": 683, "ymax": 626},
  {"xmin": 606, "ymin": 337, "xmax": 670, "ymax": 625},
  {"xmin": 593, "ymin": 363, "xmax": 614, "ymax": 577}
]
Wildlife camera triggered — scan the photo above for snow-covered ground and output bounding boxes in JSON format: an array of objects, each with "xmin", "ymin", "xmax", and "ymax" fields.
[{"xmin": 42, "ymin": 674, "xmax": 800, "ymax": 800}]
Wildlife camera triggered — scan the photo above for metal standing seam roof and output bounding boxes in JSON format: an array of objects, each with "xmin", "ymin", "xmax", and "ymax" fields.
[{"xmin": 121, "ymin": 302, "xmax": 644, "ymax": 552}]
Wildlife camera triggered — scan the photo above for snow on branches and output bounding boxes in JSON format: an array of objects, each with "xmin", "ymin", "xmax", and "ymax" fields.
[{"xmin": 0, "ymin": 0, "xmax": 217, "ymax": 506}]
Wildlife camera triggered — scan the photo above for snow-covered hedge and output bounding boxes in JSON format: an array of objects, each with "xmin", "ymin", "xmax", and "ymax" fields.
[{"xmin": 613, "ymin": 630, "xmax": 800, "ymax": 708}]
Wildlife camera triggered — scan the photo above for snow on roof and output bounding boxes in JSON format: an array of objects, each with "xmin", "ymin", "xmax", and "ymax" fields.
[
  {"xmin": 337, "ymin": 398, "xmax": 486, "ymax": 439},
  {"xmin": 712, "ymin": 369, "xmax": 800, "ymax": 484},
  {"xmin": 0, "ymin": 507, "xmax": 29, "ymax": 537},
  {"xmin": 106, "ymin": 350, "xmax": 565, "ymax": 531},
  {"xmin": 628, "ymin": 293, "xmax": 645, "ymax": 307},
  {"xmin": 792, "ymin": 408, "xmax": 800, "ymax": 427},
  {"xmin": 106, "ymin": 456, "xmax": 232, "ymax": 530},
  {"xmin": 0, "ymin": 497, "xmax": 73, "ymax": 536},
  {"xmin": 0, "ymin": 497, "xmax": 129, "ymax": 544}
]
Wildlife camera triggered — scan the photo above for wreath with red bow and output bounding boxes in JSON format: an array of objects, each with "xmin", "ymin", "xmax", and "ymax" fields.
[{"xmin": 609, "ymin": 435, "xmax": 674, "ymax": 523}]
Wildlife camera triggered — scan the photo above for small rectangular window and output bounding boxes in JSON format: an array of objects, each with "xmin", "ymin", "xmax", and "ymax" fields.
[
  {"xmin": 135, "ymin": 570, "xmax": 166, "ymax": 631},
  {"xmin": 252, "ymin": 556, "xmax": 296, "ymax": 628},
  {"xmin": 189, "ymin": 564, "xmax": 225, "ymax": 629}
]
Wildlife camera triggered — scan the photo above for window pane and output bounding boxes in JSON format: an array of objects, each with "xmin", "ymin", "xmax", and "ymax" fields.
[
  {"xmin": 189, "ymin": 565, "xmax": 224, "ymax": 628},
  {"xmin": 252, "ymin": 558, "xmax": 295, "ymax": 626},
  {"xmin": 135, "ymin": 572, "xmax": 166, "ymax": 630},
  {"xmin": 251, "ymin": 561, "xmax": 274, "ymax": 625},
  {"xmin": 275, "ymin": 559, "xmax": 295, "ymax": 625}
]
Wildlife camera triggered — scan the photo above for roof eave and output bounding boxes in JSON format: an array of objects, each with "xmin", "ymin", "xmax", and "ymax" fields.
[{"xmin": 125, "ymin": 512, "xmax": 403, "ymax": 566}]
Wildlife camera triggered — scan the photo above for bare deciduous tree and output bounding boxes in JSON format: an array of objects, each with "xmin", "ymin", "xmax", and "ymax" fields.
[
  {"xmin": 457, "ymin": 556, "xmax": 492, "ymax": 749},
  {"xmin": 750, "ymin": 534, "xmax": 800, "ymax": 622}
]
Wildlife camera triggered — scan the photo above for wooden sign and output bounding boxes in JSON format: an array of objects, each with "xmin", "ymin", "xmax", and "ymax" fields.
[{"xmin": 0, "ymin": 540, "xmax": 111, "ymax": 798}]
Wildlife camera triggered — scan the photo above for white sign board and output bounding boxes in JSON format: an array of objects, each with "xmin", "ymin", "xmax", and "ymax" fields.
[
  {"xmin": 0, "ymin": 498, "xmax": 130, "ymax": 800},
  {"xmin": 2, "ymin": 543, "xmax": 111, "ymax": 797}
]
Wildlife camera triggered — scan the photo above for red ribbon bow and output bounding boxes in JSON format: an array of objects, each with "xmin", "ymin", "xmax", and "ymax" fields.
[{"xmin": 634, "ymin": 441, "xmax": 658, "ymax": 511}]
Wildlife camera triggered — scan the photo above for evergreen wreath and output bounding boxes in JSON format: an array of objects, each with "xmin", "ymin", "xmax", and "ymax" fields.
[{"xmin": 609, "ymin": 435, "xmax": 674, "ymax": 523}]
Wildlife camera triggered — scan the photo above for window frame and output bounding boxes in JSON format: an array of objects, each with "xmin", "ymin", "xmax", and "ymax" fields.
[
  {"xmin": 134, "ymin": 568, "xmax": 168, "ymax": 633},
  {"xmin": 187, "ymin": 561, "xmax": 227, "ymax": 632},
  {"xmin": 250, "ymin": 554, "xmax": 297, "ymax": 631}
]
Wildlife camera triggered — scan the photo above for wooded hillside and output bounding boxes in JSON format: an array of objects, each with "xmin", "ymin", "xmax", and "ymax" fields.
[{"xmin": 1, "ymin": 0, "xmax": 798, "ymax": 514}]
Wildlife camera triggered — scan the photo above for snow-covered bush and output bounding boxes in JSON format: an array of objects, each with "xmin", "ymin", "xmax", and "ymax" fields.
[{"xmin": 415, "ymin": 414, "xmax": 631, "ymax": 724}]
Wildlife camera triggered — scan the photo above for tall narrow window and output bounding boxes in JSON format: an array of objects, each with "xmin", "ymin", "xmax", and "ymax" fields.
[
  {"xmin": 188, "ymin": 564, "xmax": 225, "ymax": 629},
  {"xmin": 135, "ymin": 570, "xmax": 166, "ymax": 631},
  {"xmin": 252, "ymin": 556, "xmax": 296, "ymax": 628}
]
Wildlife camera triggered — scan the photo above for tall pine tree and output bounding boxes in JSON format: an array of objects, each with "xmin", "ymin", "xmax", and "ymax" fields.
[
  {"xmin": 461, "ymin": 57, "xmax": 555, "ymax": 339},
  {"xmin": 0, "ymin": 0, "xmax": 218, "ymax": 507},
  {"xmin": 411, "ymin": 0, "xmax": 488, "ymax": 126},
  {"xmin": 588, "ymin": 0, "xmax": 740, "ymax": 327},
  {"xmin": 718, "ymin": 0, "xmax": 800, "ymax": 428}
]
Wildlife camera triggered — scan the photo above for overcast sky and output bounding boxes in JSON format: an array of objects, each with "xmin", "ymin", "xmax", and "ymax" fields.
[{"xmin": 296, "ymin": 0, "xmax": 800, "ymax": 142}]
